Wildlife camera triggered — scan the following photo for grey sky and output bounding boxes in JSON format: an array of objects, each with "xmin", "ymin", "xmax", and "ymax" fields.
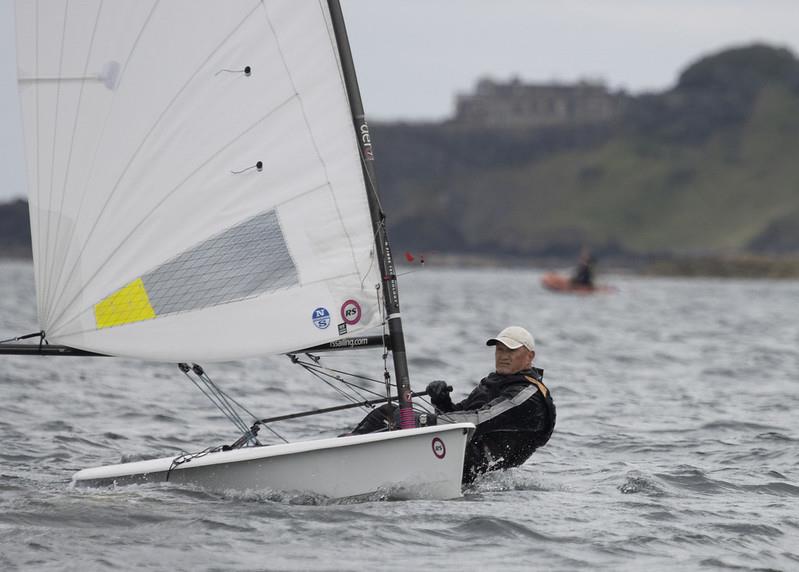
[{"xmin": 2, "ymin": 0, "xmax": 799, "ymax": 201}]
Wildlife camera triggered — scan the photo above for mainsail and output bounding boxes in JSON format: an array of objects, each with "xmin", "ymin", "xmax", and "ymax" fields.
[{"xmin": 15, "ymin": 1, "xmax": 383, "ymax": 361}]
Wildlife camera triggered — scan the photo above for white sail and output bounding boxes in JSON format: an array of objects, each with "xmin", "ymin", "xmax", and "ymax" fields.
[{"xmin": 14, "ymin": 1, "xmax": 383, "ymax": 361}]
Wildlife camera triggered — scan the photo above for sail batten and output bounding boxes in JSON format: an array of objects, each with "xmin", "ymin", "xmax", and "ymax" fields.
[{"xmin": 17, "ymin": 1, "xmax": 382, "ymax": 361}]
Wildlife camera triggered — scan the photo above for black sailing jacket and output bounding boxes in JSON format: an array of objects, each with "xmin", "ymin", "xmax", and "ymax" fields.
[{"xmin": 432, "ymin": 367, "xmax": 556, "ymax": 483}]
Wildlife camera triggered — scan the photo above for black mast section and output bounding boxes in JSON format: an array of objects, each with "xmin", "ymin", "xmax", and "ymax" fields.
[{"xmin": 327, "ymin": 0, "xmax": 415, "ymax": 429}]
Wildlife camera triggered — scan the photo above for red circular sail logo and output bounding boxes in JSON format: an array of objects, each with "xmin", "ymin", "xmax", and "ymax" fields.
[
  {"xmin": 340, "ymin": 299, "xmax": 362, "ymax": 325},
  {"xmin": 431, "ymin": 437, "xmax": 446, "ymax": 459}
]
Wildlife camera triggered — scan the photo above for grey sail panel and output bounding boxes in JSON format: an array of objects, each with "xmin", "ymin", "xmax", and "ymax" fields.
[{"xmin": 143, "ymin": 210, "xmax": 298, "ymax": 316}]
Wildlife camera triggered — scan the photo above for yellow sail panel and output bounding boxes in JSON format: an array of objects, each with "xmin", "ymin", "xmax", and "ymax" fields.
[{"xmin": 94, "ymin": 278, "xmax": 156, "ymax": 329}]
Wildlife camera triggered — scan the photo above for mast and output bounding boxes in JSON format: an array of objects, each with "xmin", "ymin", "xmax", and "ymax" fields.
[{"xmin": 327, "ymin": 0, "xmax": 415, "ymax": 430}]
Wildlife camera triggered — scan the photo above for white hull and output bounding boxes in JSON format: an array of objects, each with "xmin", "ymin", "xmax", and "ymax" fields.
[{"xmin": 72, "ymin": 423, "xmax": 474, "ymax": 500}]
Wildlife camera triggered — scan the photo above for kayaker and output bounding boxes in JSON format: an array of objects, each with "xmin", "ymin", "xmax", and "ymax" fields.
[
  {"xmin": 349, "ymin": 326, "xmax": 556, "ymax": 483},
  {"xmin": 571, "ymin": 247, "xmax": 595, "ymax": 287}
]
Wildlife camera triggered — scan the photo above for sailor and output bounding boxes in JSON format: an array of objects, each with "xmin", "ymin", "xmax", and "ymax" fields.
[
  {"xmin": 426, "ymin": 326, "xmax": 555, "ymax": 483},
  {"xmin": 348, "ymin": 326, "xmax": 554, "ymax": 483}
]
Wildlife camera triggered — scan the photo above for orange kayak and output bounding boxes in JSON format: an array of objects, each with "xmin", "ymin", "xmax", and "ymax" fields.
[{"xmin": 541, "ymin": 272, "xmax": 613, "ymax": 294}]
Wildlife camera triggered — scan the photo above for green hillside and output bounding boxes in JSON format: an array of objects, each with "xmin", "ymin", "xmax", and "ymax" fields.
[{"xmin": 371, "ymin": 44, "xmax": 799, "ymax": 259}]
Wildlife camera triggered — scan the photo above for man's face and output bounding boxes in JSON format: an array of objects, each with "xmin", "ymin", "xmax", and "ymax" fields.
[{"xmin": 494, "ymin": 342, "xmax": 534, "ymax": 375}]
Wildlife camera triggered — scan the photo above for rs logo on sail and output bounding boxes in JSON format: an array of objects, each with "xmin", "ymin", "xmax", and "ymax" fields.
[{"xmin": 340, "ymin": 299, "xmax": 362, "ymax": 325}]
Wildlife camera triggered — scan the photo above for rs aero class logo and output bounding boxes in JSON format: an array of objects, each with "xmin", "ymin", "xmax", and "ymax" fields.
[
  {"xmin": 311, "ymin": 307, "xmax": 330, "ymax": 329},
  {"xmin": 431, "ymin": 437, "xmax": 446, "ymax": 459},
  {"xmin": 340, "ymin": 299, "xmax": 362, "ymax": 325}
]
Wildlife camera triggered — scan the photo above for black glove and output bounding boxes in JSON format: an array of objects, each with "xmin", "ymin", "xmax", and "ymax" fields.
[{"xmin": 426, "ymin": 380, "xmax": 453, "ymax": 411}]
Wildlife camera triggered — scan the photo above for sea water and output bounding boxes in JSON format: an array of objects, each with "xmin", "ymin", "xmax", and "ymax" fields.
[{"xmin": 0, "ymin": 260, "xmax": 797, "ymax": 571}]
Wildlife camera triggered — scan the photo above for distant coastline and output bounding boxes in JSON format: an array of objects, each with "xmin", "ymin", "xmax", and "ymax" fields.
[
  {"xmin": 6, "ymin": 250, "xmax": 796, "ymax": 279},
  {"xmin": 409, "ymin": 252, "xmax": 799, "ymax": 279},
  {"xmin": 0, "ymin": 247, "xmax": 32, "ymax": 260}
]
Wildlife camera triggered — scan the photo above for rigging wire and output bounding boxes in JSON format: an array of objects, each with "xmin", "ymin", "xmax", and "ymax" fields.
[
  {"xmin": 299, "ymin": 366, "xmax": 369, "ymax": 406},
  {"xmin": 173, "ymin": 352, "xmax": 443, "ymax": 456},
  {"xmin": 304, "ymin": 364, "xmax": 386, "ymax": 401},
  {"xmin": 171, "ymin": 330, "xmax": 438, "ymax": 450},
  {"xmin": 293, "ymin": 351, "xmax": 442, "ymax": 423},
  {"xmin": 290, "ymin": 356, "xmax": 386, "ymax": 387},
  {"xmin": 178, "ymin": 363, "xmax": 288, "ymax": 446},
  {"xmin": 208, "ymin": 382, "xmax": 287, "ymax": 443},
  {"xmin": 179, "ymin": 364, "xmax": 250, "ymax": 436},
  {"xmin": 192, "ymin": 364, "xmax": 272, "ymax": 442},
  {"xmin": 291, "ymin": 356, "xmax": 385, "ymax": 404}
]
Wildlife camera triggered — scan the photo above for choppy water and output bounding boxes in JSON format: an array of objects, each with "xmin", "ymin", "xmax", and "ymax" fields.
[{"xmin": 1, "ymin": 259, "xmax": 798, "ymax": 571}]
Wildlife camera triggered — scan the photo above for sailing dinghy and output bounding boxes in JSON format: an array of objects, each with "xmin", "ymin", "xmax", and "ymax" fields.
[{"xmin": 3, "ymin": 1, "xmax": 473, "ymax": 500}]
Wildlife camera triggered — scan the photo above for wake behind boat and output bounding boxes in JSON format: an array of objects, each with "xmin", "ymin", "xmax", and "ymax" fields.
[{"xmin": 3, "ymin": 1, "xmax": 473, "ymax": 500}]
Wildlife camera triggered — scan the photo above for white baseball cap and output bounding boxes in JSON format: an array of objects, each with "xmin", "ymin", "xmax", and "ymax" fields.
[{"xmin": 486, "ymin": 326, "xmax": 535, "ymax": 352}]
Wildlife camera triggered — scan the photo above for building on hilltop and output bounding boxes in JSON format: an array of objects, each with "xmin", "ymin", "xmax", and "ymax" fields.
[{"xmin": 453, "ymin": 77, "xmax": 626, "ymax": 128}]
